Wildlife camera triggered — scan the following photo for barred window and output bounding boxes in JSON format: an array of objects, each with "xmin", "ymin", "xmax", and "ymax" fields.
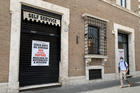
[
  {"xmin": 83, "ymin": 15, "xmax": 107, "ymax": 55},
  {"xmin": 88, "ymin": 26, "xmax": 100, "ymax": 54}
]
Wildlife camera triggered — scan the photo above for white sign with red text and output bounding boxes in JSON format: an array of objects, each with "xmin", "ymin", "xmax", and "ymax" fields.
[{"xmin": 31, "ymin": 40, "xmax": 50, "ymax": 66}]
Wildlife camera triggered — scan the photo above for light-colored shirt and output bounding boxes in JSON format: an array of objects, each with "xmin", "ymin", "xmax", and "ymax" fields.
[{"xmin": 119, "ymin": 61, "xmax": 128, "ymax": 71}]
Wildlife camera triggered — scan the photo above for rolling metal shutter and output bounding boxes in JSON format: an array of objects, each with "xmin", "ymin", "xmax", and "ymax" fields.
[{"xmin": 19, "ymin": 5, "xmax": 61, "ymax": 87}]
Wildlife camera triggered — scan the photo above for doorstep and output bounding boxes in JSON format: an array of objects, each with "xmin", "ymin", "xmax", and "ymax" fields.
[{"xmin": 19, "ymin": 83, "xmax": 61, "ymax": 91}]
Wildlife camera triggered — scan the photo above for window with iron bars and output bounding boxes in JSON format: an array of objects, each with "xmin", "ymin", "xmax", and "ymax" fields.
[
  {"xmin": 84, "ymin": 16, "xmax": 107, "ymax": 55},
  {"xmin": 88, "ymin": 25, "xmax": 100, "ymax": 54}
]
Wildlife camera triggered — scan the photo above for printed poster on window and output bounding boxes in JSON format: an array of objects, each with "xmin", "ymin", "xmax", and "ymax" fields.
[
  {"xmin": 118, "ymin": 49, "xmax": 124, "ymax": 62},
  {"xmin": 31, "ymin": 40, "xmax": 50, "ymax": 66}
]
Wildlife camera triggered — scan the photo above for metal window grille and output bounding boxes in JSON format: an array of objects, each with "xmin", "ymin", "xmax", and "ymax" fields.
[
  {"xmin": 88, "ymin": 26, "xmax": 100, "ymax": 54},
  {"xmin": 89, "ymin": 69, "xmax": 102, "ymax": 80},
  {"xmin": 84, "ymin": 16, "xmax": 107, "ymax": 55}
]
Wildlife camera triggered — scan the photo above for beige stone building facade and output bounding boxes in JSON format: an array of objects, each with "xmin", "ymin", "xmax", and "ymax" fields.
[{"xmin": 0, "ymin": 0, "xmax": 140, "ymax": 93}]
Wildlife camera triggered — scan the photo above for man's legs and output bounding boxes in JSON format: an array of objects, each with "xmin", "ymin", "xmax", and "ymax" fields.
[
  {"xmin": 123, "ymin": 71, "xmax": 131, "ymax": 87},
  {"xmin": 120, "ymin": 71, "xmax": 124, "ymax": 87}
]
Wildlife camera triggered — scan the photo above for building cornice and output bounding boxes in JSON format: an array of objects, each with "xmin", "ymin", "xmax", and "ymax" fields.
[{"xmin": 100, "ymin": 0, "xmax": 140, "ymax": 18}]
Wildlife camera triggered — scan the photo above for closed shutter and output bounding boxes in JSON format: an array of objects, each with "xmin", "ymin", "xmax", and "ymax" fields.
[{"xmin": 19, "ymin": 6, "xmax": 61, "ymax": 87}]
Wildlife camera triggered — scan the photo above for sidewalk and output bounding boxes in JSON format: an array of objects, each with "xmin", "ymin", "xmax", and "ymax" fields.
[{"xmin": 20, "ymin": 77, "xmax": 140, "ymax": 93}]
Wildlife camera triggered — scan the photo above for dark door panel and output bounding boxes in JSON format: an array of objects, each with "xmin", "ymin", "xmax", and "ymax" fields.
[
  {"xmin": 19, "ymin": 19, "xmax": 60, "ymax": 87},
  {"xmin": 118, "ymin": 33, "xmax": 129, "ymax": 74}
]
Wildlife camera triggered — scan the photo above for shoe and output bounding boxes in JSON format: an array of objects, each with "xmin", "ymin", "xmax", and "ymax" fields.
[
  {"xmin": 120, "ymin": 86, "xmax": 124, "ymax": 88},
  {"xmin": 128, "ymin": 83, "xmax": 131, "ymax": 87}
]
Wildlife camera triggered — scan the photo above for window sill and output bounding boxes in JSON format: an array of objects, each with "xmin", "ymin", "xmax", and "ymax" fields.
[{"xmin": 85, "ymin": 54, "xmax": 108, "ymax": 59}]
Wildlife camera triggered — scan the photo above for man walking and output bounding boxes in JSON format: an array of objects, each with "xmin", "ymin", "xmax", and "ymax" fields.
[{"xmin": 119, "ymin": 57, "xmax": 131, "ymax": 88}]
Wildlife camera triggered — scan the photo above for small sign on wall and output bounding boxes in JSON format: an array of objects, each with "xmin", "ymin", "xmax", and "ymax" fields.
[{"xmin": 31, "ymin": 40, "xmax": 50, "ymax": 66}]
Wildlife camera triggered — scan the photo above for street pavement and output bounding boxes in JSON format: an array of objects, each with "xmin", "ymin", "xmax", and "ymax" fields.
[{"xmin": 20, "ymin": 77, "xmax": 140, "ymax": 93}]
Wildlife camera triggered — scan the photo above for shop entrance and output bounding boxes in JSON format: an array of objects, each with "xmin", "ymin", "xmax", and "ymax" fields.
[
  {"xmin": 19, "ymin": 6, "xmax": 61, "ymax": 87},
  {"xmin": 118, "ymin": 33, "xmax": 129, "ymax": 74}
]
